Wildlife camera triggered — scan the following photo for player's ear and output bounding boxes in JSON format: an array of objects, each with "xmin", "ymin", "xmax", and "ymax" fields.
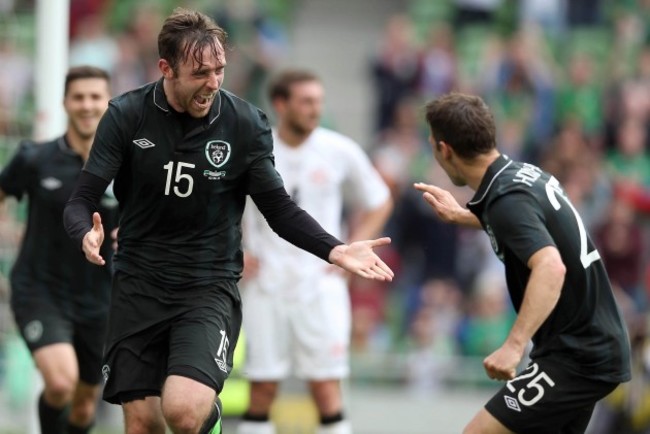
[
  {"xmin": 438, "ymin": 140, "xmax": 452, "ymax": 159},
  {"xmin": 159, "ymin": 59, "xmax": 174, "ymax": 79},
  {"xmin": 271, "ymin": 97, "xmax": 286, "ymax": 115}
]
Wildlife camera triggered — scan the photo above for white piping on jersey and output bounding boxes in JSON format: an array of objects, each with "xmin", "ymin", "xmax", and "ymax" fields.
[
  {"xmin": 207, "ymin": 92, "xmax": 222, "ymax": 125},
  {"xmin": 153, "ymin": 80, "xmax": 222, "ymax": 125},
  {"xmin": 468, "ymin": 158, "xmax": 513, "ymax": 206},
  {"xmin": 153, "ymin": 81, "xmax": 169, "ymax": 113}
]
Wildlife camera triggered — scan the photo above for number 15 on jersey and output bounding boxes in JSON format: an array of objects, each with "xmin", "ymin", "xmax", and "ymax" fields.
[{"xmin": 163, "ymin": 161, "xmax": 195, "ymax": 198}]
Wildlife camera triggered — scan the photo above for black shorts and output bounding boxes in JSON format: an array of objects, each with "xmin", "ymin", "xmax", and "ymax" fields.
[
  {"xmin": 486, "ymin": 357, "xmax": 619, "ymax": 434},
  {"xmin": 11, "ymin": 286, "xmax": 108, "ymax": 385},
  {"xmin": 101, "ymin": 272, "xmax": 242, "ymax": 405}
]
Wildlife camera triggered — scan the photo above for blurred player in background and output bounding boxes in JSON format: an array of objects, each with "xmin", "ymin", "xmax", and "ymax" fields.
[
  {"xmin": 0, "ymin": 66, "xmax": 116, "ymax": 434},
  {"xmin": 237, "ymin": 70, "xmax": 393, "ymax": 434},
  {"xmin": 414, "ymin": 92, "xmax": 631, "ymax": 434}
]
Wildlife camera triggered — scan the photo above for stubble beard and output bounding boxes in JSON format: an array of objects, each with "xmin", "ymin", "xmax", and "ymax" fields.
[{"xmin": 287, "ymin": 118, "xmax": 315, "ymax": 138}]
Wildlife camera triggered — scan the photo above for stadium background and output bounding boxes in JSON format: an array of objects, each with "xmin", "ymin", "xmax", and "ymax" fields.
[{"xmin": 1, "ymin": 0, "xmax": 650, "ymax": 433}]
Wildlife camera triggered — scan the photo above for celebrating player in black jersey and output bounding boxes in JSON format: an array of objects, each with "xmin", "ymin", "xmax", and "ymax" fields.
[
  {"xmin": 414, "ymin": 93, "xmax": 631, "ymax": 434},
  {"xmin": 0, "ymin": 66, "xmax": 116, "ymax": 434},
  {"xmin": 63, "ymin": 8, "xmax": 393, "ymax": 434}
]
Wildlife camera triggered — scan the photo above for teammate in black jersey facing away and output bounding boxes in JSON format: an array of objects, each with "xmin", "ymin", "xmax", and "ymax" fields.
[
  {"xmin": 63, "ymin": 8, "xmax": 393, "ymax": 434},
  {"xmin": 0, "ymin": 66, "xmax": 117, "ymax": 434},
  {"xmin": 414, "ymin": 93, "xmax": 631, "ymax": 434}
]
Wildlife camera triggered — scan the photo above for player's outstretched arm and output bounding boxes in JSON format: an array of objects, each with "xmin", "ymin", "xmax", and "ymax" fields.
[
  {"xmin": 82, "ymin": 212, "xmax": 105, "ymax": 265},
  {"xmin": 328, "ymin": 237, "xmax": 394, "ymax": 281},
  {"xmin": 252, "ymin": 187, "xmax": 394, "ymax": 280},
  {"xmin": 63, "ymin": 171, "xmax": 110, "ymax": 265},
  {"xmin": 414, "ymin": 182, "xmax": 482, "ymax": 228}
]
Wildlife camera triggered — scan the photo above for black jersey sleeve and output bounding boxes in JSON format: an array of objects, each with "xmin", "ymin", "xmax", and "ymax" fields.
[
  {"xmin": 245, "ymin": 109, "xmax": 284, "ymax": 194},
  {"xmin": 63, "ymin": 171, "xmax": 110, "ymax": 249},
  {"xmin": 488, "ymin": 192, "xmax": 556, "ymax": 265},
  {"xmin": 84, "ymin": 102, "xmax": 127, "ymax": 182},
  {"xmin": 251, "ymin": 187, "xmax": 343, "ymax": 262},
  {"xmin": 0, "ymin": 140, "xmax": 38, "ymax": 200}
]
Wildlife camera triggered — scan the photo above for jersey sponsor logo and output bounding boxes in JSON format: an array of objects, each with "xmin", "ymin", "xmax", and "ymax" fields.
[
  {"xmin": 205, "ymin": 140, "xmax": 231, "ymax": 168},
  {"xmin": 133, "ymin": 138, "xmax": 156, "ymax": 149},
  {"xmin": 40, "ymin": 177, "xmax": 62, "ymax": 190},
  {"xmin": 203, "ymin": 169, "xmax": 226, "ymax": 180},
  {"xmin": 102, "ymin": 364, "xmax": 110, "ymax": 384},
  {"xmin": 23, "ymin": 320, "xmax": 43, "ymax": 343}
]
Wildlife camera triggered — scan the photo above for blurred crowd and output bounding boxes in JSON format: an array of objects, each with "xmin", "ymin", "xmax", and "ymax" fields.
[
  {"xmin": 2, "ymin": 0, "xmax": 650, "ymax": 431},
  {"xmin": 0, "ymin": 0, "xmax": 291, "ymax": 139},
  {"xmin": 356, "ymin": 0, "xmax": 650, "ymax": 431}
]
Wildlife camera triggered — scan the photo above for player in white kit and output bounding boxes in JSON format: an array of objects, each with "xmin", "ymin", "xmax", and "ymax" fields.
[{"xmin": 237, "ymin": 70, "xmax": 393, "ymax": 434}]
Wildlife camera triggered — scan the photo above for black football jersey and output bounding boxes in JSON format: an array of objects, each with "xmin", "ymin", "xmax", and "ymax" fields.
[
  {"xmin": 467, "ymin": 155, "xmax": 631, "ymax": 382},
  {"xmin": 0, "ymin": 137, "xmax": 117, "ymax": 321},
  {"xmin": 85, "ymin": 79, "xmax": 284, "ymax": 291}
]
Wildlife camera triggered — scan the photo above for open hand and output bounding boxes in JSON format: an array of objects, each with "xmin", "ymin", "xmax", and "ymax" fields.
[
  {"xmin": 414, "ymin": 182, "xmax": 481, "ymax": 228},
  {"xmin": 329, "ymin": 237, "xmax": 393, "ymax": 281},
  {"xmin": 82, "ymin": 212, "xmax": 105, "ymax": 265}
]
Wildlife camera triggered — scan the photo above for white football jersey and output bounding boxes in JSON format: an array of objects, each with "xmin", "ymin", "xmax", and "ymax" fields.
[{"xmin": 243, "ymin": 127, "xmax": 390, "ymax": 299}]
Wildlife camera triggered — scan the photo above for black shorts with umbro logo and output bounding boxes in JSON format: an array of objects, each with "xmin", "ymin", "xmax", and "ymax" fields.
[{"xmin": 486, "ymin": 357, "xmax": 619, "ymax": 434}]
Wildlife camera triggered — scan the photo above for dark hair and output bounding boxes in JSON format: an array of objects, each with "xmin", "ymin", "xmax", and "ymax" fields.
[
  {"xmin": 268, "ymin": 69, "xmax": 320, "ymax": 102},
  {"xmin": 64, "ymin": 66, "xmax": 110, "ymax": 96},
  {"xmin": 158, "ymin": 7, "xmax": 228, "ymax": 73},
  {"xmin": 424, "ymin": 93, "xmax": 496, "ymax": 160}
]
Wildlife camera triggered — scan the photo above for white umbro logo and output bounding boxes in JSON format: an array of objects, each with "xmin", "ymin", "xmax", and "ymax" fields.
[
  {"xmin": 41, "ymin": 177, "xmax": 62, "ymax": 190},
  {"xmin": 214, "ymin": 358, "xmax": 228, "ymax": 373},
  {"xmin": 133, "ymin": 138, "xmax": 156, "ymax": 149},
  {"xmin": 504, "ymin": 395, "xmax": 521, "ymax": 412}
]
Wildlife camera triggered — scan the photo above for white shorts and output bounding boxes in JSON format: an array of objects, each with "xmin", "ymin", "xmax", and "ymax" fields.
[{"xmin": 241, "ymin": 273, "xmax": 351, "ymax": 381}]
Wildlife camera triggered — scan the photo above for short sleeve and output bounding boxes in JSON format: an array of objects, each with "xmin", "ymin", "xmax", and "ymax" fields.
[
  {"xmin": 0, "ymin": 141, "xmax": 38, "ymax": 201},
  {"xmin": 84, "ymin": 102, "xmax": 126, "ymax": 182},
  {"xmin": 488, "ymin": 192, "xmax": 556, "ymax": 265}
]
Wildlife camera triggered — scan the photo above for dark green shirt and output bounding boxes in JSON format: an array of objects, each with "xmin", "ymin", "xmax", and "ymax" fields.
[
  {"xmin": 85, "ymin": 79, "xmax": 284, "ymax": 290},
  {"xmin": 0, "ymin": 137, "xmax": 117, "ymax": 321},
  {"xmin": 467, "ymin": 154, "xmax": 631, "ymax": 383}
]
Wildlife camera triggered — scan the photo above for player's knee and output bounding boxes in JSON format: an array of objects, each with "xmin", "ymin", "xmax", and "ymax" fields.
[
  {"xmin": 164, "ymin": 403, "xmax": 204, "ymax": 433},
  {"xmin": 43, "ymin": 377, "xmax": 76, "ymax": 406}
]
